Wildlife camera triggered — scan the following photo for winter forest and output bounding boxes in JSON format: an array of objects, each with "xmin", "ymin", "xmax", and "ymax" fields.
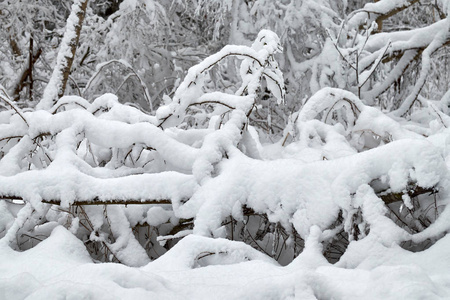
[{"xmin": 1, "ymin": 0, "xmax": 450, "ymax": 298}]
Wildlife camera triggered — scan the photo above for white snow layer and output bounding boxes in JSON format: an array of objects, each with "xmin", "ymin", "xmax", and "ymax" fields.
[{"xmin": 1, "ymin": 225, "xmax": 450, "ymax": 299}]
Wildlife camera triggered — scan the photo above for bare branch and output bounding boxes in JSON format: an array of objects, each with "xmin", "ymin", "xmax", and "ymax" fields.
[{"xmin": 0, "ymin": 86, "xmax": 29, "ymax": 127}]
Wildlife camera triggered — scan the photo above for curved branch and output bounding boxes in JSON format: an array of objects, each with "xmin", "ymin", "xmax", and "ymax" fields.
[
  {"xmin": 396, "ymin": 26, "xmax": 450, "ymax": 117},
  {"xmin": 198, "ymin": 52, "xmax": 263, "ymax": 75},
  {"xmin": 84, "ymin": 59, "xmax": 153, "ymax": 111},
  {"xmin": 188, "ymin": 100, "xmax": 235, "ymax": 110},
  {"xmin": 0, "ymin": 87, "xmax": 29, "ymax": 127}
]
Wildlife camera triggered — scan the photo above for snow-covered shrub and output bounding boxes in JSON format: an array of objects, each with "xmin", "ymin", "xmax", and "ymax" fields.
[
  {"xmin": 2, "ymin": 22, "xmax": 450, "ymax": 268},
  {"xmin": 2, "ymin": 1, "xmax": 450, "ymax": 298},
  {"xmin": 0, "ymin": 30, "xmax": 287, "ymax": 265}
]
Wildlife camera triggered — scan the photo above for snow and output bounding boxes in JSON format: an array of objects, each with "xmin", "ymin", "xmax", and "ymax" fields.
[
  {"xmin": 2, "ymin": 22, "xmax": 450, "ymax": 299},
  {"xmin": 2, "ymin": 225, "xmax": 450, "ymax": 299}
]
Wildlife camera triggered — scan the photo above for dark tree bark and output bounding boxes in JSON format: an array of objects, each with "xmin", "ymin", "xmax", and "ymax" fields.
[{"xmin": 12, "ymin": 39, "xmax": 42, "ymax": 101}]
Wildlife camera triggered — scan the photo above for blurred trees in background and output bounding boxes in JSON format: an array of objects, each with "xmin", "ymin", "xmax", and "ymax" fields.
[{"xmin": 2, "ymin": 0, "xmax": 448, "ymax": 127}]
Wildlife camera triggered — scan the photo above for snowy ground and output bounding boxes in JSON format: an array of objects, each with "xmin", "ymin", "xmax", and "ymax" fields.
[{"xmin": 1, "ymin": 226, "xmax": 450, "ymax": 299}]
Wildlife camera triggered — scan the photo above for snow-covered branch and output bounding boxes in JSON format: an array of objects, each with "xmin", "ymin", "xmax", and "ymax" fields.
[{"xmin": 37, "ymin": 0, "xmax": 89, "ymax": 110}]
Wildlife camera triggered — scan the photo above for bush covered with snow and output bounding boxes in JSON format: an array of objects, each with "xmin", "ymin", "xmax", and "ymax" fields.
[{"xmin": 1, "ymin": 0, "xmax": 450, "ymax": 298}]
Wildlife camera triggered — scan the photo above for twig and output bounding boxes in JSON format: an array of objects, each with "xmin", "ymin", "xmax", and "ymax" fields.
[
  {"xmin": 0, "ymin": 135, "xmax": 23, "ymax": 143},
  {"xmin": 83, "ymin": 59, "xmax": 153, "ymax": 111},
  {"xmin": 0, "ymin": 87, "xmax": 29, "ymax": 127},
  {"xmin": 246, "ymin": 227, "xmax": 271, "ymax": 256},
  {"xmin": 326, "ymin": 29, "xmax": 356, "ymax": 71}
]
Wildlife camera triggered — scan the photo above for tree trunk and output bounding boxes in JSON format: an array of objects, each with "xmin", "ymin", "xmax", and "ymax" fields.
[
  {"xmin": 37, "ymin": 0, "xmax": 89, "ymax": 110},
  {"xmin": 12, "ymin": 45, "xmax": 42, "ymax": 101}
]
